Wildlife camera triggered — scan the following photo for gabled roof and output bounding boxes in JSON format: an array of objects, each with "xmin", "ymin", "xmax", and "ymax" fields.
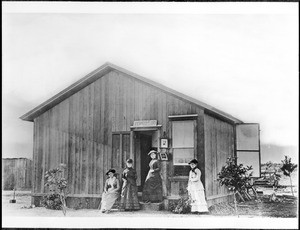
[{"xmin": 20, "ymin": 62, "xmax": 243, "ymax": 123}]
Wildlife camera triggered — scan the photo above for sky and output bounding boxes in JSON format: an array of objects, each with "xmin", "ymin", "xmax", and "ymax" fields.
[{"xmin": 2, "ymin": 2, "xmax": 299, "ymax": 163}]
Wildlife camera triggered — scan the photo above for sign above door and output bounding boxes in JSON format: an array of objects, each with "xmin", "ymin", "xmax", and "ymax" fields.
[{"xmin": 133, "ymin": 120, "xmax": 157, "ymax": 127}]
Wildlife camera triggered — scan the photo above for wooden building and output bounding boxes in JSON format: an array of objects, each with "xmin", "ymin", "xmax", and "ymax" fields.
[
  {"xmin": 2, "ymin": 158, "xmax": 33, "ymax": 190},
  {"xmin": 20, "ymin": 62, "xmax": 260, "ymax": 209}
]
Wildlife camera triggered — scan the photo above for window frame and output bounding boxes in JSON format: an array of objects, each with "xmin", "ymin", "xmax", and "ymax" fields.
[
  {"xmin": 170, "ymin": 118, "xmax": 197, "ymax": 166},
  {"xmin": 112, "ymin": 132, "xmax": 130, "ymax": 169}
]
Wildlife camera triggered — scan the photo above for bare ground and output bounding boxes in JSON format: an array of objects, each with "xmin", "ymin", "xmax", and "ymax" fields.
[
  {"xmin": 2, "ymin": 190, "xmax": 298, "ymax": 218},
  {"xmin": 209, "ymin": 195, "xmax": 298, "ymax": 218}
]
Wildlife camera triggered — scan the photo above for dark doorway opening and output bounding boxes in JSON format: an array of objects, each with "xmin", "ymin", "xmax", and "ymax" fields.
[{"xmin": 136, "ymin": 131, "xmax": 157, "ymax": 192}]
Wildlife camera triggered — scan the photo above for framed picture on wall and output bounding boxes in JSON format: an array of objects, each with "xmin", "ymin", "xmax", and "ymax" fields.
[
  {"xmin": 159, "ymin": 152, "xmax": 168, "ymax": 161},
  {"xmin": 160, "ymin": 138, "xmax": 168, "ymax": 148}
]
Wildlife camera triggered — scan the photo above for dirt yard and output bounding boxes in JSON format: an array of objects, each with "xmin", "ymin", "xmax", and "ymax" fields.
[
  {"xmin": 2, "ymin": 190, "xmax": 298, "ymax": 229},
  {"xmin": 209, "ymin": 194, "xmax": 297, "ymax": 218},
  {"xmin": 2, "ymin": 190, "xmax": 298, "ymax": 218}
]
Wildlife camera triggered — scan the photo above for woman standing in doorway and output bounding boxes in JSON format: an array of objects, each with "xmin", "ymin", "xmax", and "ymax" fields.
[
  {"xmin": 99, "ymin": 169, "xmax": 120, "ymax": 213},
  {"xmin": 142, "ymin": 150, "xmax": 163, "ymax": 203},
  {"xmin": 119, "ymin": 159, "xmax": 140, "ymax": 211},
  {"xmin": 187, "ymin": 159, "xmax": 209, "ymax": 213}
]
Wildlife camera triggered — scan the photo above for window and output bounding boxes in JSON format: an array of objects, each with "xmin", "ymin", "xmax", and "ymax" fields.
[
  {"xmin": 172, "ymin": 120, "xmax": 195, "ymax": 165},
  {"xmin": 236, "ymin": 124, "xmax": 260, "ymax": 177}
]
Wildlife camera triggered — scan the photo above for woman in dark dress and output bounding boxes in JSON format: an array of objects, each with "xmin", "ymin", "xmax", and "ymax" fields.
[
  {"xmin": 142, "ymin": 150, "xmax": 163, "ymax": 203},
  {"xmin": 119, "ymin": 159, "xmax": 140, "ymax": 211}
]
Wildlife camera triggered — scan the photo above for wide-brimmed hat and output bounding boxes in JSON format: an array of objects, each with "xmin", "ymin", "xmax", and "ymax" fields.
[
  {"xmin": 148, "ymin": 150, "xmax": 157, "ymax": 155},
  {"xmin": 126, "ymin": 159, "xmax": 133, "ymax": 164},
  {"xmin": 188, "ymin": 159, "xmax": 198, "ymax": 164},
  {"xmin": 106, "ymin": 168, "xmax": 116, "ymax": 175}
]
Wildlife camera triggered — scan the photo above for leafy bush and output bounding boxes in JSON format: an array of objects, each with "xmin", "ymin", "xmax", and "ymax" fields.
[
  {"xmin": 170, "ymin": 194, "xmax": 191, "ymax": 214},
  {"xmin": 42, "ymin": 165, "xmax": 68, "ymax": 215},
  {"xmin": 280, "ymin": 156, "xmax": 297, "ymax": 177},
  {"xmin": 217, "ymin": 156, "xmax": 253, "ymax": 193},
  {"xmin": 217, "ymin": 156, "xmax": 254, "ymax": 215},
  {"xmin": 41, "ymin": 193, "xmax": 63, "ymax": 210}
]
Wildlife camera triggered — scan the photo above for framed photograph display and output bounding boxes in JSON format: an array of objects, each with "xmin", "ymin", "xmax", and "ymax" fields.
[
  {"xmin": 159, "ymin": 151, "xmax": 168, "ymax": 161},
  {"xmin": 160, "ymin": 138, "xmax": 168, "ymax": 148}
]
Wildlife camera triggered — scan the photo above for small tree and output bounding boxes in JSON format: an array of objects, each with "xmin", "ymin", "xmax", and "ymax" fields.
[
  {"xmin": 43, "ymin": 165, "xmax": 68, "ymax": 216},
  {"xmin": 280, "ymin": 156, "xmax": 297, "ymax": 196},
  {"xmin": 217, "ymin": 157, "xmax": 253, "ymax": 215}
]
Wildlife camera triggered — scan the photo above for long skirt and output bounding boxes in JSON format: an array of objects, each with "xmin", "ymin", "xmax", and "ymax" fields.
[
  {"xmin": 189, "ymin": 187, "xmax": 209, "ymax": 213},
  {"xmin": 100, "ymin": 191, "xmax": 119, "ymax": 211},
  {"xmin": 142, "ymin": 173, "xmax": 163, "ymax": 203},
  {"xmin": 119, "ymin": 182, "xmax": 140, "ymax": 211}
]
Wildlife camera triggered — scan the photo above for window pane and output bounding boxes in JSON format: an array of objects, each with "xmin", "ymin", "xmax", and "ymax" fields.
[
  {"xmin": 236, "ymin": 124, "xmax": 259, "ymax": 150},
  {"xmin": 237, "ymin": 151, "xmax": 260, "ymax": 177},
  {"xmin": 173, "ymin": 148, "xmax": 194, "ymax": 165},
  {"xmin": 172, "ymin": 121, "xmax": 194, "ymax": 148}
]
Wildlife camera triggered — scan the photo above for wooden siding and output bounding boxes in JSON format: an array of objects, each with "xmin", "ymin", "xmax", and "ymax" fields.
[
  {"xmin": 204, "ymin": 114, "xmax": 234, "ymax": 197},
  {"xmin": 2, "ymin": 158, "xmax": 33, "ymax": 190},
  {"xmin": 32, "ymin": 69, "xmax": 209, "ymax": 198}
]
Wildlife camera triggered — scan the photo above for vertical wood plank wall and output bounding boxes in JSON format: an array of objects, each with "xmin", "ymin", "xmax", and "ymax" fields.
[
  {"xmin": 204, "ymin": 114, "xmax": 234, "ymax": 197},
  {"xmin": 2, "ymin": 158, "xmax": 33, "ymax": 190},
  {"xmin": 32, "ymin": 69, "xmax": 232, "ymax": 200}
]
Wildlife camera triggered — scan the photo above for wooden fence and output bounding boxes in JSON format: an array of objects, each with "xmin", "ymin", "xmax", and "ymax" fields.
[{"xmin": 2, "ymin": 158, "xmax": 33, "ymax": 190}]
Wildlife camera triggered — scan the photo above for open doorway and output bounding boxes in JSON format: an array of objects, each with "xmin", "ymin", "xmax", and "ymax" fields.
[{"xmin": 134, "ymin": 130, "xmax": 158, "ymax": 192}]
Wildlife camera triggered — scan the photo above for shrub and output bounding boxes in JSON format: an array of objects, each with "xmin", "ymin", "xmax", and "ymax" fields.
[
  {"xmin": 170, "ymin": 194, "xmax": 191, "ymax": 214},
  {"xmin": 42, "ymin": 165, "xmax": 68, "ymax": 215},
  {"xmin": 217, "ymin": 156, "xmax": 253, "ymax": 195},
  {"xmin": 217, "ymin": 156, "xmax": 253, "ymax": 215},
  {"xmin": 41, "ymin": 193, "xmax": 63, "ymax": 210}
]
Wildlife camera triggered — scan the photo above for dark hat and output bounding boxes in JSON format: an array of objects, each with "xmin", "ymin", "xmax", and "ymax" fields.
[
  {"xmin": 106, "ymin": 168, "xmax": 116, "ymax": 175},
  {"xmin": 188, "ymin": 159, "xmax": 198, "ymax": 164},
  {"xmin": 148, "ymin": 150, "xmax": 157, "ymax": 155},
  {"xmin": 126, "ymin": 159, "xmax": 133, "ymax": 163}
]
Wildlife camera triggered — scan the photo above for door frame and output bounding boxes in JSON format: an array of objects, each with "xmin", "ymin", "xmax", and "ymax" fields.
[
  {"xmin": 129, "ymin": 125, "xmax": 162, "ymax": 160},
  {"xmin": 130, "ymin": 126, "xmax": 162, "ymax": 189}
]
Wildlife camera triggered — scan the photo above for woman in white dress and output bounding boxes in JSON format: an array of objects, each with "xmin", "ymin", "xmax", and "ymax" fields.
[
  {"xmin": 187, "ymin": 159, "xmax": 209, "ymax": 213},
  {"xmin": 100, "ymin": 169, "xmax": 120, "ymax": 213}
]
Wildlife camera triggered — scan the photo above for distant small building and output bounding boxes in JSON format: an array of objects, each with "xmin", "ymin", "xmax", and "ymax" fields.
[{"xmin": 2, "ymin": 158, "xmax": 33, "ymax": 190}]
